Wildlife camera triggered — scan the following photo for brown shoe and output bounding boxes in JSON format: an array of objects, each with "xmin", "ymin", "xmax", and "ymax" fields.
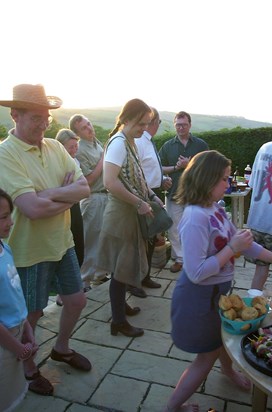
[
  {"xmin": 170, "ymin": 262, "xmax": 182, "ymax": 273},
  {"xmin": 25, "ymin": 370, "xmax": 54, "ymax": 396},
  {"xmin": 142, "ymin": 278, "xmax": 161, "ymax": 288},
  {"xmin": 125, "ymin": 302, "xmax": 141, "ymax": 316},
  {"xmin": 127, "ymin": 285, "xmax": 147, "ymax": 298},
  {"xmin": 110, "ymin": 320, "xmax": 144, "ymax": 337},
  {"xmin": 50, "ymin": 348, "xmax": 92, "ymax": 371}
]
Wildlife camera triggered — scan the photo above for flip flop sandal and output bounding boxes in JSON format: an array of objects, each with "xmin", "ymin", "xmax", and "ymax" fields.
[
  {"xmin": 50, "ymin": 348, "xmax": 92, "ymax": 371},
  {"xmin": 25, "ymin": 370, "xmax": 53, "ymax": 396}
]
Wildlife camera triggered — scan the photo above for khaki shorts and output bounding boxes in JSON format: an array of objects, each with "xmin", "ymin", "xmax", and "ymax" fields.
[{"xmin": 245, "ymin": 229, "xmax": 272, "ymax": 266}]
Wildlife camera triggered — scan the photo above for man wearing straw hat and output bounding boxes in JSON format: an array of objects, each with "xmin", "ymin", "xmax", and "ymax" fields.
[{"xmin": 0, "ymin": 84, "xmax": 91, "ymax": 395}]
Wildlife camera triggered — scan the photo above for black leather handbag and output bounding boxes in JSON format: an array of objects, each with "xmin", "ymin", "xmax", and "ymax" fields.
[{"xmin": 138, "ymin": 201, "xmax": 173, "ymax": 240}]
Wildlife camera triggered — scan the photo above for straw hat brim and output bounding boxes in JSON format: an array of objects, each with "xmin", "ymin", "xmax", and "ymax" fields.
[{"xmin": 0, "ymin": 97, "xmax": 62, "ymax": 110}]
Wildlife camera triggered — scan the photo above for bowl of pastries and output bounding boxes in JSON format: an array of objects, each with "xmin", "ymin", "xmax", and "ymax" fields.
[{"xmin": 219, "ymin": 294, "xmax": 269, "ymax": 335}]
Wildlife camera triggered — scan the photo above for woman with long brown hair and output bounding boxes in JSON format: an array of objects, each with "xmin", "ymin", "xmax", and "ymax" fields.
[{"xmin": 97, "ymin": 99, "xmax": 163, "ymax": 337}]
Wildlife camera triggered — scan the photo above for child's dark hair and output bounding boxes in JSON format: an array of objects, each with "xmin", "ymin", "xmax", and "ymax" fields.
[{"xmin": 0, "ymin": 188, "xmax": 13, "ymax": 212}]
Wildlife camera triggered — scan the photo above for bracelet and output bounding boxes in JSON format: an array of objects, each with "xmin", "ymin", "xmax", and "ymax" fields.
[
  {"xmin": 227, "ymin": 243, "xmax": 237, "ymax": 255},
  {"xmin": 173, "ymin": 166, "xmax": 176, "ymax": 172},
  {"xmin": 150, "ymin": 193, "xmax": 156, "ymax": 200},
  {"xmin": 136, "ymin": 199, "xmax": 143, "ymax": 210}
]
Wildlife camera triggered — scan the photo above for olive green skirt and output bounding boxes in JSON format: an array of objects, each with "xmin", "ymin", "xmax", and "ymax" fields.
[{"xmin": 97, "ymin": 196, "xmax": 148, "ymax": 288}]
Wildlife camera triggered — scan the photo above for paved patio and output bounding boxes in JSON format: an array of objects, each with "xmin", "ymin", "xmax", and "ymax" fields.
[{"xmin": 14, "ymin": 255, "xmax": 272, "ymax": 412}]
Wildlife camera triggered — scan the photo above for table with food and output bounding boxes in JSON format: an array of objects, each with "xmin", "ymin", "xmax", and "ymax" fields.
[
  {"xmin": 220, "ymin": 293, "xmax": 272, "ymax": 412},
  {"xmin": 224, "ymin": 186, "xmax": 251, "ymax": 228}
]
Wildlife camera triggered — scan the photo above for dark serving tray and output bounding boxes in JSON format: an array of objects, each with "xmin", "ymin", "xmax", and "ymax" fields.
[{"xmin": 241, "ymin": 324, "xmax": 272, "ymax": 377}]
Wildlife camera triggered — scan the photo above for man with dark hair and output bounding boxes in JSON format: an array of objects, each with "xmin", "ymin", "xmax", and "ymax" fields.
[{"xmin": 159, "ymin": 111, "xmax": 208, "ymax": 273}]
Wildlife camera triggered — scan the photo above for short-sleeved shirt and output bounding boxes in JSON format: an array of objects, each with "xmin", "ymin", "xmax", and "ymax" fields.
[
  {"xmin": 105, "ymin": 133, "xmax": 149, "ymax": 200},
  {"xmin": 247, "ymin": 142, "xmax": 272, "ymax": 235},
  {"xmin": 0, "ymin": 243, "xmax": 27, "ymax": 328},
  {"xmin": 135, "ymin": 131, "xmax": 162, "ymax": 189},
  {"xmin": 76, "ymin": 139, "xmax": 104, "ymax": 193},
  {"xmin": 159, "ymin": 134, "xmax": 208, "ymax": 199},
  {"xmin": 0, "ymin": 132, "xmax": 83, "ymax": 267}
]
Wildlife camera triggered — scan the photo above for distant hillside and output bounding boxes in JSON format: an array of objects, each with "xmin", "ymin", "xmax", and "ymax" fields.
[{"xmin": 1, "ymin": 106, "xmax": 271, "ymax": 133}]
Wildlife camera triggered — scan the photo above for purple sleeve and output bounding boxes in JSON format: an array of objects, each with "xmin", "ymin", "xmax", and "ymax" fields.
[
  {"xmin": 180, "ymin": 209, "xmax": 220, "ymax": 284},
  {"xmin": 243, "ymin": 242, "xmax": 263, "ymax": 259}
]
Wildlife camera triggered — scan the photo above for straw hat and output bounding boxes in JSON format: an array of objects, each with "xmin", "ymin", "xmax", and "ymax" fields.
[{"xmin": 0, "ymin": 84, "xmax": 62, "ymax": 109}]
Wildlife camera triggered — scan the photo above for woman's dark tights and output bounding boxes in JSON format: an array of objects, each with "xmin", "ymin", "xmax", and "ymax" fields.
[{"xmin": 109, "ymin": 275, "xmax": 126, "ymax": 324}]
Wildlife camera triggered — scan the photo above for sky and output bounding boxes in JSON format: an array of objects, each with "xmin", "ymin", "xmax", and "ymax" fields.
[{"xmin": 1, "ymin": 0, "xmax": 272, "ymax": 123}]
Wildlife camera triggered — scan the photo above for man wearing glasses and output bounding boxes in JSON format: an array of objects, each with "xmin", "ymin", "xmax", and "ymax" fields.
[
  {"xmin": 0, "ymin": 84, "xmax": 91, "ymax": 396},
  {"xmin": 159, "ymin": 111, "xmax": 208, "ymax": 273}
]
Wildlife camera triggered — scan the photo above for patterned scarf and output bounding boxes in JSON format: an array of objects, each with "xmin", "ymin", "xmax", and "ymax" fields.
[{"xmin": 107, "ymin": 135, "xmax": 149, "ymax": 200}]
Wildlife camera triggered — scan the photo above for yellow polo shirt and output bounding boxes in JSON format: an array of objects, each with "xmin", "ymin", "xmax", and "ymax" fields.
[{"xmin": 0, "ymin": 133, "xmax": 83, "ymax": 267}]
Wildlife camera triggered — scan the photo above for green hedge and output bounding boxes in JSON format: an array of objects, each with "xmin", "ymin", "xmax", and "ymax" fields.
[
  {"xmin": 2, "ymin": 120, "xmax": 272, "ymax": 176},
  {"xmin": 155, "ymin": 127, "xmax": 272, "ymax": 174}
]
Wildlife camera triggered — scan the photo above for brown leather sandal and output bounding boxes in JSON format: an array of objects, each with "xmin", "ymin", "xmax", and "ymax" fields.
[
  {"xmin": 25, "ymin": 370, "xmax": 53, "ymax": 396},
  {"xmin": 50, "ymin": 348, "xmax": 92, "ymax": 371}
]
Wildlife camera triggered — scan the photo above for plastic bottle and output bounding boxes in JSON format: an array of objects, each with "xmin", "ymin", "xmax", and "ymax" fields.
[
  {"xmin": 231, "ymin": 166, "xmax": 239, "ymax": 192},
  {"xmin": 233, "ymin": 166, "xmax": 239, "ymax": 181},
  {"xmin": 244, "ymin": 164, "xmax": 252, "ymax": 185}
]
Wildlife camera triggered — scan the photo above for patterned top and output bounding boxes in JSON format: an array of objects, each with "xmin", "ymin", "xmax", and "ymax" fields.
[
  {"xmin": 247, "ymin": 141, "xmax": 272, "ymax": 234},
  {"xmin": 0, "ymin": 243, "xmax": 27, "ymax": 328},
  {"xmin": 179, "ymin": 203, "xmax": 262, "ymax": 285}
]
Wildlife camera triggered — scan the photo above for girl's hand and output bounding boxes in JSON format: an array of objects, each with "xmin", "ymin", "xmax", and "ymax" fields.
[
  {"xmin": 17, "ymin": 342, "xmax": 33, "ymax": 361},
  {"xmin": 21, "ymin": 320, "xmax": 38, "ymax": 356},
  {"xmin": 137, "ymin": 200, "xmax": 154, "ymax": 217},
  {"xmin": 230, "ymin": 229, "xmax": 253, "ymax": 253},
  {"xmin": 152, "ymin": 195, "xmax": 164, "ymax": 208}
]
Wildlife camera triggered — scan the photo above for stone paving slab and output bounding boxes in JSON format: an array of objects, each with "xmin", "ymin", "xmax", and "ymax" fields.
[
  {"xmin": 13, "ymin": 259, "xmax": 272, "ymax": 412},
  {"xmin": 111, "ymin": 350, "xmax": 199, "ymax": 387},
  {"xmin": 41, "ymin": 340, "xmax": 122, "ymax": 403},
  {"xmin": 14, "ymin": 395, "xmax": 70, "ymax": 412},
  {"xmin": 129, "ymin": 330, "xmax": 172, "ymax": 357},
  {"xmin": 89, "ymin": 374, "xmax": 150, "ymax": 411}
]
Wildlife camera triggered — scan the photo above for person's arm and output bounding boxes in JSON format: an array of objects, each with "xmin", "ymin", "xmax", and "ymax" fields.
[
  {"xmin": 251, "ymin": 244, "xmax": 272, "ymax": 263},
  {"xmin": 161, "ymin": 176, "xmax": 172, "ymax": 191},
  {"xmin": 159, "ymin": 143, "xmax": 185, "ymax": 175},
  {"xmin": 15, "ymin": 192, "xmax": 73, "ymax": 220},
  {"xmin": 181, "ymin": 212, "xmax": 253, "ymax": 283},
  {"xmin": 84, "ymin": 156, "xmax": 104, "ymax": 187},
  {"xmin": 37, "ymin": 175, "xmax": 90, "ymax": 204},
  {"xmin": 216, "ymin": 229, "xmax": 253, "ymax": 267},
  {"xmin": 104, "ymin": 161, "xmax": 153, "ymax": 217},
  {"xmin": 0, "ymin": 323, "xmax": 34, "ymax": 360},
  {"xmin": 15, "ymin": 174, "xmax": 90, "ymax": 220}
]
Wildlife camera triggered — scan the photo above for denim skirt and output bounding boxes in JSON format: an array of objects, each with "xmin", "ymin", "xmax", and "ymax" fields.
[{"xmin": 171, "ymin": 270, "xmax": 231, "ymax": 353}]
